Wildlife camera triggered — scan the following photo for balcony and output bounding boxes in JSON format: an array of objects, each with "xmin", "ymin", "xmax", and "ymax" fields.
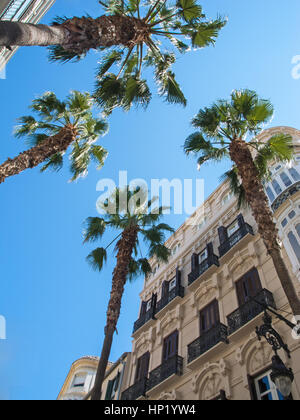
[
  {"xmin": 219, "ymin": 223, "xmax": 254, "ymax": 257},
  {"xmin": 188, "ymin": 255, "xmax": 220, "ymax": 286},
  {"xmin": 227, "ymin": 289, "xmax": 276, "ymax": 335},
  {"xmin": 146, "ymin": 355, "xmax": 183, "ymax": 392},
  {"xmin": 271, "ymin": 181, "xmax": 300, "ymax": 212},
  {"xmin": 121, "ymin": 377, "xmax": 147, "ymax": 401},
  {"xmin": 155, "ymin": 286, "xmax": 184, "ymax": 315},
  {"xmin": 187, "ymin": 323, "xmax": 229, "ymax": 364},
  {"xmin": 133, "ymin": 307, "xmax": 155, "ymax": 334}
]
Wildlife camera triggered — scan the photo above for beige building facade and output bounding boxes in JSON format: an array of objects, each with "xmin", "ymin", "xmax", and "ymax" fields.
[
  {"xmin": 120, "ymin": 126, "xmax": 300, "ymax": 401},
  {"xmin": 0, "ymin": 0, "xmax": 56, "ymax": 72}
]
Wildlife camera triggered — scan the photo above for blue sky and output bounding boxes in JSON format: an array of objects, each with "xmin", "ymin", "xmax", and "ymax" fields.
[{"xmin": 0, "ymin": 0, "xmax": 299, "ymax": 400}]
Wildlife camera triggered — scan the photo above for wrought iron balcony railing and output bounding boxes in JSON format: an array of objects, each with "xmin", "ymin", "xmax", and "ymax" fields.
[
  {"xmin": 227, "ymin": 289, "xmax": 276, "ymax": 335},
  {"xmin": 187, "ymin": 323, "xmax": 229, "ymax": 364},
  {"xmin": 146, "ymin": 355, "xmax": 183, "ymax": 392},
  {"xmin": 133, "ymin": 307, "xmax": 156, "ymax": 334},
  {"xmin": 188, "ymin": 255, "xmax": 220, "ymax": 286},
  {"xmin": 155, "ymin": 286, "xmax": 184, "ymax": 315},
  {"xmin": 121, "ymin": 377, "xmax": 148, "ymax": 401},
  {"xmin": 219, "ymin": 223, "xmax": 254, "ymax": 257},
  {"xmin": 271, "ymin": 181, "xmax": 300, "ymax": 212}
]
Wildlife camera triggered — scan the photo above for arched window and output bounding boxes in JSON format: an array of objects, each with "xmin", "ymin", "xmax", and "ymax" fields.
[{"xmin": 287, "ymin": 231, "xmax": 300, "ymax": 263}]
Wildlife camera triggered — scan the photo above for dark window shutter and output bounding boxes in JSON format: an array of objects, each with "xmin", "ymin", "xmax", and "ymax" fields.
[
  {"xmin": 176, "ymin": 268, "xmax": 181, "ymax": 287},
  {"xmin": 135, "ymin": 352, "xmax": 150, "ymax": 382},
  {"xmin": 162, "ymin": 281, "xmax": 169, "ymax": 297},
  {"xmin": 218, "ymin": 226, "xmax": 228, "ymax": 244},
  {"xmin": 237, "ymin": 213, "xmax": 245, "ymax": 228},
  {"xmin": 140, "ymin": 301, "xmax": 147, "ymax": 316},
  {"xmin": 206, "ymin": 242, "xmax": 214, "ymax": 257},
  {"xmin": 200, "ymin": 300, "xmax": 220, "ymax": 334},
  {"xmin": 236, "ymin": 268, "xmax": 262, "ymax": 306},
  {"xmin": 247, "ymin": 375, "xmax": 257, "ymax": 400},
  {"xmin": 191, "ymin": 253, "xmax": 199, "ymax": 271},
  {"xmin": 105, "ymin": 379, "xmax": 114, "ymax": 400},
  {"xmin": 162, "ymin": 330, "xmax": 179, "ymax": 362},
  {"xmin": 114, "ymin": 371, "xmax": 121, "ymax": 391}
]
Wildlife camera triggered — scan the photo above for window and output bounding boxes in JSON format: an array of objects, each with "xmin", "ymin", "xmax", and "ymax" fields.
[
  {"xmin": 254, "ymin": 371, "xmax": 284, "ymax": 401},
  {"xmin": 271, "ymin": 179, "xmax": 282, "ymax": 195},
  {"xmin": 288, "ymin": 231, "xmax": 300, "ymax": 263},
  {"xmin": 162, "ymin": 331, "xmax": 179, "ymax": 362},
  {"xmin": 274, "ymin": 165, "xmax": 282, "ymax": 172},
  {"xmin": 266, "ymin": 187, "xmax": 275, "ymax": 203},
  {"xmin": 296, "ymin": 223, "xmax": 300, "ymax": 238},
  {"xmin": 288, "ymin": 211, "xmax": 296, "ymax": 220},
  {"xmin": 235, "ymin": 268, "xmax": 262, "ymax": 306},
  {"xmin": 135, "ymin": 352, "xmax": 150, "ymax": 383},
  {"xmin": 169, "ymin": 278, "xmax": 177, "ymax": 291},
  {"xmin": 198, "ymin": 249, "xmax": 208, "ymax": 264},
  {"xmin": 105, "ymin": 372, "xmax": 121, "ymax": 400},
  {"xmin": 200, "ymin": 300, "xmax": 220, "ymax": 334},
  {"xmin": 279, "ymin": 172, "xmax": 292, "ymax": 188},
  {"xmin": 72, "ymin": 374, "xmax": 85, "ymax": 389},
  {"xmin": 222, "ymin": 193, "xmax": 233, "ymax": 205},
  {"xmin": 146, "ymin": 300, "xmax": 152, "ymax": 312},
  {"xmin": 288, "ymin": 167, "xmax": 300, "ymax": 182},
  {"xmin": 281, "ymin": 218, "xmax": 288, "ymax": 228},
  {"xmin": 198, "ymin": 217, "xmax": 207, "ymax": 230},
  {"xmin": 228, "ymin": 221, "xmax": 239, "ymax": 237}
]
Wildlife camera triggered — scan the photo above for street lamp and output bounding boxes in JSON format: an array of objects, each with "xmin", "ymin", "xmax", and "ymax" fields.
[
  {"xmin": 270, "ymin": 355, "xmax": 294, "ymax": 399},
  {"xmin": 256, "ymin": 309, "xmax": 295, "ymax": 399}
]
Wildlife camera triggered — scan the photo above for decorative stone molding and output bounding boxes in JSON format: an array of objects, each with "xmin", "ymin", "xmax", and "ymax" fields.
[
  {"xmin": 157, "ymin": 390, "xmax": 179, "ymax": 400},
  {"xmin": 192, "ymin": 359, "xmax": 231, "ymax": 400},
  {"xmin": 235, "ymin": 333, "xmax": 274, "ymax": 390}
]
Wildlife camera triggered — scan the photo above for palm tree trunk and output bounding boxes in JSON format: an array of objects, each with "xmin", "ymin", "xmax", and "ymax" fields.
[
  {"xmin": 91, "ymin": 227, "xmax": 139, "ymax": 401},
  {"xmin": 0, "ymin": 125, "xmax": 77, "ymax": 184},
  {"xmin": 0, "ymin": 16, "xmax": 147, "ymax": 53},
  {"xmin": 229, "ymin": 138, "xmax": 300, "ymax": 315}
]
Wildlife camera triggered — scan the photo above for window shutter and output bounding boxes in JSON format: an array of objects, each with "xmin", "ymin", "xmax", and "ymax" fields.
[
  {"xmin": 206, "ymin": 242, "xmax": 214, "ymax": 257},
  {"xmin": 237, "ymin": 213, "xmax": 245, "ymax": 228},
  {"xmin": 218, "ymin": 226, "xmax": 228, "ymax": 245},
  {"xmin": 163, "ymin": 330, "xmax": 179, "ymax": 362},
  {"xmin": 191, "ymin": 253, "xmax": 199, "ymax": 271},
  {"xmin": 176, "ymin": 268, "xmax": 181, "ymax": 287},
  {"xmin": 105, "ymin": 380, "xmax": 114, "ymax": 400},
  {"xmin": 162, "ymin": 281, "xmax": 169, "ymax": 297},
  {"xmin": 140, "ymin": 301, "xmax": 147, "ymax": 316},
  {"xmin": 247, "ymin": 375, "xmax": 257, "ymax": 400}
]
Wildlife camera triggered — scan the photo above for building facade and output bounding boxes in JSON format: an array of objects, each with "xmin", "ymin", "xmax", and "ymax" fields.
[
  {"xmin": 58, "ymin": 353, "xmax": 132, "ymax": 401},
  {"xmin": 120, "ymin": 126, "xmax": 300, "ymax": 401},
  {"xmin": 0, "ymin": 0, "xmax": 56, "ymax": 72}
]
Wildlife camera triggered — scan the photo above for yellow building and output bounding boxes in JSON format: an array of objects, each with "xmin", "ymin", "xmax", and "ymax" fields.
[
  {"xmin": 120, "ymin": 126, "xmax": 300, "ymax": 401},
  {"xmin": 58, "ymin": 353, "xmax": 132, "ymax": 401}
]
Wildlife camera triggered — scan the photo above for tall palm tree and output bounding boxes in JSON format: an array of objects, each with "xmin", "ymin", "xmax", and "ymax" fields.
[
  {"xmin": 0, "ymin": 91, "xmax": 108, "ymax": 184},
  {"xmin": 83, "ymin": 186, "xmax": 174, "ymax": 400},
  {"xmin": 184, "ymin": 89, "xmax": 300, "ymax": 315},
  {"xmin": 0, "ymin": 1, "xmax": 226, "ymax": 113}
]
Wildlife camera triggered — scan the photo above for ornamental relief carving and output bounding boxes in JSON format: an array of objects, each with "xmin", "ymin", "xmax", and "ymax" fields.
[
  {"xmin": 235, "ymin": 333, "xmax": 273, "ymax": 376},
  {"xmin": 192, "ymin": 359, "xmax": 231, "ymax": 400},
  {"xmin": 157, "ymin": 390, "xmax": 179, "ymax": 400}
]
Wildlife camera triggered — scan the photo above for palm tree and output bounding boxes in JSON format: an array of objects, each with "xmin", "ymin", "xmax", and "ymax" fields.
[
  {"xmin": 0, "ymin": 1, "xmax": 226, "ymax": 113},
  {"xmin": 184, "ymin": 89, "xmax": 300, "ymax": 315},
  {"xmin": 83, "ymin": 186, "xmax": 174, "ymax": 400},
  {"xmin": 0, "ymin": 91, "xmax": 108, "ymax": 184}
]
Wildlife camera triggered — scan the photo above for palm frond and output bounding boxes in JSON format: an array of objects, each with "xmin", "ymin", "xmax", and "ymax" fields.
[
  {"xmin": 40, "ymin": 153, "xmax": 64, "ymax": 173},
  {"xmin": 83, "ymin": 217, "xmax": 107, "ymax": 243},
  {"xmin": 86, "ymin": 247, "xmax": 107, "ymax": 272},
  {"xmin": 221, "ymin": 167, "xmax": 247, "ymax": 209}
]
